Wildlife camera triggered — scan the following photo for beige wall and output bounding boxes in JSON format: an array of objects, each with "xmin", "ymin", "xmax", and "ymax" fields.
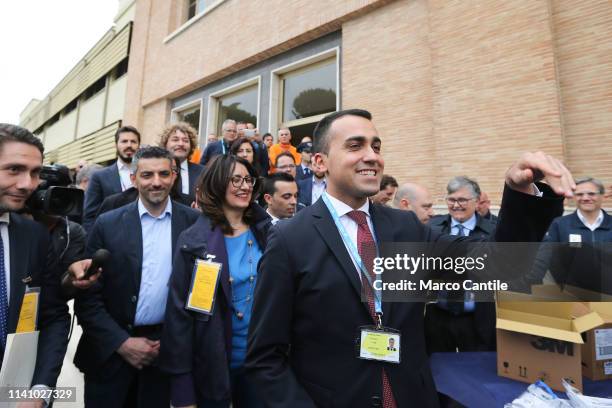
[
  {"xmin": 126, "ymin": 0, "xmax": 612, "ymax": 205},
  {"xmin": 77, "ymin": 91, "xmax": 106, "ymax": 138},
  {"xmin": 44, "ymin": 110, "xmax": 77, "ymax": 151},
  {"xmin": 105, "ymin": 75, "xmax": 128, "ymax": 126}
]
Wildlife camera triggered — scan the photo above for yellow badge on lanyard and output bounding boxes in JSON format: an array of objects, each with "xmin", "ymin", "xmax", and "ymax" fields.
[
  {"xmin": 16, "ymin": 287, "xmax": 40, "ymax": 333},
  {"xmin": 186, "ymin": 259, "xmax": 222, "ymax": 315}
]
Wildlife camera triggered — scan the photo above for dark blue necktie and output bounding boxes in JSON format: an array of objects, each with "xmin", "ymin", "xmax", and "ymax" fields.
[
  {"xmin": 0, "ymin": 224, "xmax": 9, "ymax": 348},
  {"xmin": 304, "ymin": 167, "xmax": 311, "ymax": 177}
]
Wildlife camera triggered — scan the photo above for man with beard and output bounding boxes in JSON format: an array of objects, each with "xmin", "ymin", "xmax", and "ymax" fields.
[
  {"xmin": 158, "ymin": 122, "xmax": 204, "ymax": 203},
  {"xmin": 82, "ymin": 126, "xmax": 140, "ymax": 231},
  {"xmin": 75, "ymin": 146, "xmax": 199, "ymax": 407}
]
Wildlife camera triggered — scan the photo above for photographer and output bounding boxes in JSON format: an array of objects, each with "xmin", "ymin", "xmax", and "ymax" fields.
[{"xmin": 0, "ymin": 124, "xmax": 70, "ymax": 408}]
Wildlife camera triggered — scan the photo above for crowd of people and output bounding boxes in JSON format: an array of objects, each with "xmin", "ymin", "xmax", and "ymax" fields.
[{"xmin": 1, "ymin": 107, "xmax": 602, "ymax": 407}]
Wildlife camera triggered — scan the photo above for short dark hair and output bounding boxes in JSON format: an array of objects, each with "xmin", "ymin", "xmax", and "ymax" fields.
[
  {"xmin": 263, "ymin": 133, "xmax": 273, "ymax": 139},
  {"xmin": 0, "ymin": 123, "xmax": 44, "ymax": 155},
  {"xmin": 263, "ymin": 172, "xmax": 296, "ymax": 197},
  {"xmin": 131, "ymin": 146, "xmax": 173, "ymax": 173},
  {"xmin": 230, "ymin": 137, "xmax": 255, "ymax": 156},
  {"xmin": 197, "ymin": 154, "xmax": 260, "ymax": 234},
  {"xmin": 380, "ymin": 175, "xmax": 398, "ymax": 190},
  {"xmin": 114, "ymin": 125, "xmax": 141, "ymax": 144},
  {"xmin": 313, "ymin": 109, "xmax": 372, "ymax": 154},
  {"xmin": 274, "ymin": 151, "xmax": 296, "ymax": 167}
]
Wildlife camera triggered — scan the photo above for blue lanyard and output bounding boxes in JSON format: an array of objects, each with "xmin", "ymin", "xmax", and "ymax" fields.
[
  {"xmin": 221, "ymin": 140, "xmax": 226, "ymax": 155},
  {"xmin": 321, "ymin": 193, "xmax": 382, "ymax": 314}
]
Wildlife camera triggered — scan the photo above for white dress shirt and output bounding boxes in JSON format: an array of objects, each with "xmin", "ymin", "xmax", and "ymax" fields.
[
  {"xmin": 0, "ymin": 212, "xmax": 10, "ymax": 302},
  {"xmin": 180, "ymin": 160, "xmax": 189, "ymax": 195},
  {"xmin": 266, "ymin": 209, "xmax": 280, "ymax": 225},
  {"xmin": 117, "ymin": 159, "xmax": 133, "ymax": 191},
  {"xmin": 311, "ymin": 176, "xmax": 327, "ymax": 205},
  {"xmin": 325, "ymin": 193, "xmax": 374, "ymax": 278},
  {"xmin": 577, "ymin": 209, "xmax": 604, "ymax": 231}
]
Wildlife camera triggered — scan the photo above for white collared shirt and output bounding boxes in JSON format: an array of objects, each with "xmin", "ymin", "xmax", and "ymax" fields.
[
  {"xmin": 266, "ymin": 209, "xmax": 280, "ymax": 225},
  {"xmin": 0, "ymin": 212, "xmax": 10, "ymax": 302},
  {"xmin": 325, "ymin": 193, "xmax": 375, "ymax": 277},
  {"xmin": 450, "ymin": 214, "xmax": 477, "ymax": 236},
  {"xmin": 117, "ymin": 159, "xmax": 133, "ymax": 191},
  {"xmin": 180, "ymin": 160, "xmax": 189, "ymax": 195},
  {"xmin": 311, "ymin": 176, "xmax": 327, "ymax": 205},
  {"xmin": 577, "ymin": 209, "xmax": 604, "ymax": 231}
]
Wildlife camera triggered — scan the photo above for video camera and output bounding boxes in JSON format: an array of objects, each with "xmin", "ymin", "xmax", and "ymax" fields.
[{"xmin": 25, "ymin": 164, "xmax": 84, "ymax": 219}]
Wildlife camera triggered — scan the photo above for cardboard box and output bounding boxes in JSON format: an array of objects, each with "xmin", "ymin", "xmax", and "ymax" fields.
[
  {"xmin": 574, "ymin": 302, "xmax": 612, "ymax": 381},
  {"xmin": 496, "ymin": 293, "xmax": 603, "ymax": 392}
]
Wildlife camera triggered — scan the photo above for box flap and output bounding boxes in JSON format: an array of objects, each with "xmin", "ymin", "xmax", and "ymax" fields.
[
  {"xmin": 497, "ymin": 317, "xmax": 584, "ymax": 343},
  {"xmin": 572, "ymin": 312, "xmax": 604, "ymax": 333},
  {"xmin": 585, "ymin": 302, "xmax": 612, "ymax": 323}
]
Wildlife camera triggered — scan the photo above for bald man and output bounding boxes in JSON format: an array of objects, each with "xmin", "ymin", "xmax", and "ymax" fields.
[
  {"xmin": 477, "ymin": 191, "xmax": 498, "ymax": 224},
  {"xmin": 393, "ymin": 182, "xmax": 434, "ymax": 223}
]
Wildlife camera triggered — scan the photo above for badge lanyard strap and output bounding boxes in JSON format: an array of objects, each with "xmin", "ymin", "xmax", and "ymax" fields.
[
  {"xmin": 221, "ymin": 140, "xmax": 226, "ymax": 155},
  {"xmin": 321, "ymin": 193, "xmax": 383, "ymax": 316}
]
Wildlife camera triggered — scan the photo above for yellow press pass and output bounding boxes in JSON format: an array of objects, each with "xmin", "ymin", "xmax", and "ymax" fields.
[
  {"xmin": 16, "ymin": 287, "xmax": 40, "ymax": 333},
  {"xmin": 186, "ymin": 259, "xmax": 222, "ymax": 315}
]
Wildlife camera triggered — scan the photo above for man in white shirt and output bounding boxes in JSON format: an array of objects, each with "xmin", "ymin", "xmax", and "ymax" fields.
[
  {"xmin": 159, "ymin": 122, "xmax": 205, "ymax": 203},
  {"xmin": 83, "ymin": 126, "xmax": 141, "ymax": 231},
  {"xmin": 262, "ymin": 173, "xmax": 298, "ymax": 224}
]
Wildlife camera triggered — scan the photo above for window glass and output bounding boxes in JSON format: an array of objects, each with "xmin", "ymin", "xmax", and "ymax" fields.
[
  {"xmin": 217, "ymin": 86, "xmax": 258, "ymax": 132},
  {"xmin": 177, "ymin": 106, "xmax": 201, "ymax": 133},
  {"xmin": 187, "ymin": 0, "xmax": 208, "ymax": 20},
  {"xmin": 282, "ymin": 59, "xmax": 336, "ymax": 122}
]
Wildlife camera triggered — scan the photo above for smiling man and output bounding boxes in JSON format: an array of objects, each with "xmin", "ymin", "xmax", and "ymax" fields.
[
  {"xmin": 263, "ymin": 173, "xmax": 298, "ymax": 224},
  {"xmin": 75, "ymin": 146, "xmax": 199, "ymax": 408},
  {"xmin": 159, "ymin": 122, "xmax": 204, "ymax": 203},
  {"xmin": 82, "ymin": 126, "xmax": 141, "ymax": 231},
  {"xmin": 246, "ymin": 109, "xmax": 573, "ymax": 408}
]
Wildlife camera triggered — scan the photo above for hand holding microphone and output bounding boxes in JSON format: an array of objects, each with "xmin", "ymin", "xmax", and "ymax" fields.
[{"xmin": 63, "ymin": 249, "xmax": 110, "ymax": 293}]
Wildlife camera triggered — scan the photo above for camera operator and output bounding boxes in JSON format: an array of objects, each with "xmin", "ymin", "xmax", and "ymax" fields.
[{"xmin": 0, "ymin": 124, "xmax": 71, "ymax": 408}]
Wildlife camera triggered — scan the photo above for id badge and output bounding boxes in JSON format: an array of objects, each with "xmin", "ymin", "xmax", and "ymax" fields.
[
  {"xmin": 185, "ymin": 259, "xmax": 222, "ymax": 315},
  {"xmin": 357, "ymin": 326, "xmax": 401, "ymax": 364},
  {"xmin": 16, "ymin": 286, "xmax": 40, "ymax": 333}
]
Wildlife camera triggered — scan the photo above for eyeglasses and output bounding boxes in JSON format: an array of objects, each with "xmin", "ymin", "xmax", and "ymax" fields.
[
  {"xmin": 223, "ymin": 129, "xmax": 237, "ymax": 133},
  {"xmin": 446, "ymin": 197, "xmax": 474, "ymax": 207},
  {"xmin": 277, "ymin": 164, "xmax": 296, "ymax": 170},
  {"xmin": 575, "ymin": 192, "xmax": 600, "ymax": 198},
  {"xmin": 230, "ymin": 175, "xmax": 256, "ymax": 188}
]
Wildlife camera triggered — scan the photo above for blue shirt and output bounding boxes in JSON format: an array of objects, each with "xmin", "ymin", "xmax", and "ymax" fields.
[
  {"xmin": 135, "ymin": 199, "xmax": 173, "ymax": 326},
  {"xmin": 450, "ymin": 214, "xmax": 477, "ymax": 236},
  {"xmin": 224, "ymin": 229, "xmax": 262, "ymax": 368}
]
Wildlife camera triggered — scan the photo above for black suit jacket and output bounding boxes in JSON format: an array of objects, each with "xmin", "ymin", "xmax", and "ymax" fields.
[
  {"xmin": 74, "ymin": 200, "xmax": 199, "ymax": 378},
  {"xmin": 6, "ymin": 214, "xmax": 70, "ymax": 387},
  {"xmin": 245, "ymin": 185, "xmax": 563, "ymax": 408},
  {"xmin": 297, "ymin": 177, "xmax": 312, "ymax": 207},
  {"xmin": 83, "ymin": 163, "xmax": 122, "ymax": 231},
  {"xmin": 186, "ymin": 162, "xmax": 204, "ymax": 201},
  {"xmin": 96, "ymin": 187, "xmax": 193, "ymax": 217}
]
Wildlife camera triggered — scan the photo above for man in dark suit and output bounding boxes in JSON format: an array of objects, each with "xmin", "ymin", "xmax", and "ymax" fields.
[
  {"xmin": 159, "ymin": 122, "xmax": 204, "ymax": 203},
  {"xmin": 477, "ymin": 191, "xmax": 499, "ymax": 224},
  {"xmin": 199, "ymin": 119, "xmax": 238, "ymax": 166},
  {"xmin": 426, "ymin": 176, "xmax": 497, "ymax": 354},
  {"xmin": 75, "ymin": 146, "xmax": 199, "ymax": 408},
  {"xmin": 246, "ymin": 109, "xmax": 573, "ymax": 408},
  {"xmin": 295, "ymin": 142, "xmax": 313, "ymax": 180},
  {"xmin": 297, "ymin": 161, "xmax": 326, "ymax": 208},
  {"xmin": 82, "ymin": 125, "xmax": 141, "ymax": 231},
  {"xmin": 0, "ymin": 124, "xmax": 70, "ymax": 406}
]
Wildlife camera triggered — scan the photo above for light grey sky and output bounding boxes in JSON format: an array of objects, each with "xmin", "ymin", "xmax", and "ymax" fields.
[{"xmin": 0, "ymin": 1, "xmax": 118, "ymax": 125}]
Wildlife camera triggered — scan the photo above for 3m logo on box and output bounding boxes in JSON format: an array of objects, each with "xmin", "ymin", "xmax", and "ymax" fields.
[{"xmin": 530, "ymin": 338, "xmax": 574, "ymax": 356}]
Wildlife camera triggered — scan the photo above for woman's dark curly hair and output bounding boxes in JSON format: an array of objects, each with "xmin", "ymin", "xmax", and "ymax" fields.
[{"xmin": 196, "ymin": 154, "xmax": 260, "ymax": 234}]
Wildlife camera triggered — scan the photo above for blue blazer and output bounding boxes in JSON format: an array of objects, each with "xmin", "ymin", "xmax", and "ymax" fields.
[
  {"xmin": 186, "ymin": 161, "xmax": 205, "ymax": 201},
  {"xmin": 74, "ymin": 200, "xmax": 199, "ymax": 379},
  {"xmin": 199, "ymin": 140, "xmax": 230, "ymax": 166},
  {"xmin": 297, "ymin": 177, "xmax": 313, "ymax": 208},
  {"xmin": 82, "ymin": 163, "xmax": 122, "ymax": 232},
  {"xmin": 159, "ymin": 205, "xmax": 271, "ymax": 405},
  {"xmin": 6, "ymin": 214, "xmax": 70, "ymax": 387},
  {"xmin": 245, "ymin": 185, "xmax": 563, "ymax": 408}
]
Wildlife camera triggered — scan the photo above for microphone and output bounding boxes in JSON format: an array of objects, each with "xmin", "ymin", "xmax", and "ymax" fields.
[{"xmin": 62, "ymin": 249, "xmax": 111, "ymax": 294}]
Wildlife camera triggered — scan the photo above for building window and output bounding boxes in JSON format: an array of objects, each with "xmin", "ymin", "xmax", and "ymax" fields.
[
  {"xmin": 270, "ymin": 48, "xmax": 339, "ymax": 144},
  {"xmin": 113, "ymin": 58, "xmax": 129, "ymax": 79},
  {"xmin": 187, "ymin": 0, "xmax": 208, "ymax": 20},
  {"xmin": 281, "ymin": 59, "xmax": 337, "ymax": 123},
  {"xmin": 172, "ymin": 101, "xmax": 202, "ymax": 134},
  {"xmin": 62, "ymin": 98, "xmax": 78, "ymax": 116},
  {"xmin": 216, "ymin": 85, "xmax": 258, "ymax": 133},
  {"xmin": 83, "ymin": 76, "xmax": 107, "ymax": 101}
]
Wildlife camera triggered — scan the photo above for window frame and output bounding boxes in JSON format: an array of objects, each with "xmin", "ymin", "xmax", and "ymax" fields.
[
  {"xmin": 206, "ymin": 75, "xmax": 261, "ymax": 138},
  {"xmin": 269, "ymin": 47, "xmax": 340, "ymax": 141},
  {"xmin": 165, "ymin": 0, "xmax": 227, "ymax": 44},
  {"xmin": 170, "ymin": 99, "xmax": 204, "ymax": 135}
]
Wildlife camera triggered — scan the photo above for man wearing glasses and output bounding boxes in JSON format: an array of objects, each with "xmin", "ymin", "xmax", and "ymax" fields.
[
  {"xmin": 426, "ymin": 176, "xmax": 497, "ymax": 354},
  {"xmin": 199, "ymin": 119, "xmax": 239, "ymax": 166}
]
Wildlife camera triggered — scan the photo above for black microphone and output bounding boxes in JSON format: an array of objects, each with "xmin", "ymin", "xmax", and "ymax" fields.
[{"xmin": 62, "ymin": 249, "xmax": 110, "ymax": 294}]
